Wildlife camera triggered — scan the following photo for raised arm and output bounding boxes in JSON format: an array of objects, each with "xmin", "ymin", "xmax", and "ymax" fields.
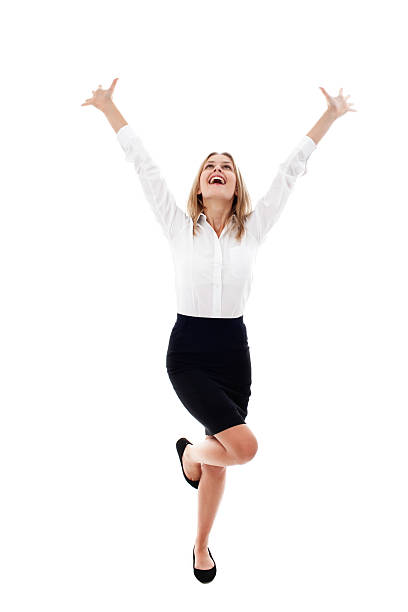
[
  {"xmin": 114, "ymin": 121, "xmax": 189, "ymax": 241},
  {"xmin": 244, "ymin": 134, "xmax": 317, "ymax": 245},
  {"xmin": 245, "ymin": 87, "xmax": 356, "ymax": 245},
  {"xmin": 82, "ymin": 78, "xmax": 189, "ymax": 241}
]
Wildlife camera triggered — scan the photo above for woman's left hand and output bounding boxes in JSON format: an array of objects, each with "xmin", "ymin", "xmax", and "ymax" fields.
[{"xmin": 319, "ymin": 87, "xmax": 357, "ymax": 119}]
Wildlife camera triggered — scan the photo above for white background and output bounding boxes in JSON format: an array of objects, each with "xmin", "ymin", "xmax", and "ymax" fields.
[{"xmin": 1, "ymin": 0, "xmax": 407, "ymax": 609}]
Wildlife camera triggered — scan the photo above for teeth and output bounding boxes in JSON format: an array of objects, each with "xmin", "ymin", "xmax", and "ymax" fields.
[{"xmin": 210, "ymin": 176, "xmax": 225, "ymax": 184}]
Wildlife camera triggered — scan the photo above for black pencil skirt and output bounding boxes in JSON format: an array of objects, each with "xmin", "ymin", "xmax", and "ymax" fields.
[{"xmin": 166, "ymin": 313, "xmax": 252, "ymax": 436}]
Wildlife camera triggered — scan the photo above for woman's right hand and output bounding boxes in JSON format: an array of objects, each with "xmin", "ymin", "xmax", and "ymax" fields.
[{"xmin": 81, "ymin": 78, "xmax": 119, "ymax": 112}]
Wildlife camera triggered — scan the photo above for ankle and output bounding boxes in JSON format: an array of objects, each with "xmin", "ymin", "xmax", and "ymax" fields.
[{"xmin": 194, "ymin": 541, "xmax": 209, "ymax": 552}]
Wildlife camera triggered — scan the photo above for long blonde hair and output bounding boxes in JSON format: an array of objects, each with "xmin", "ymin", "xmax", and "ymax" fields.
[{"xmin": 186, "ymin": 151, "xmax": 252, "ymax": 242}]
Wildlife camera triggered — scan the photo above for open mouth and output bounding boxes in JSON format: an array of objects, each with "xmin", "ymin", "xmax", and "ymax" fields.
[{"xmin": 209, "ymin": 176, "xmax": 225, "ymax": 185}]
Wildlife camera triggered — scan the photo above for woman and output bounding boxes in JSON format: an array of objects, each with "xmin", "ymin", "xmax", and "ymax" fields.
[{"xmin": 81, "ymin": 80, "xmax": 356, "ymax": 583}]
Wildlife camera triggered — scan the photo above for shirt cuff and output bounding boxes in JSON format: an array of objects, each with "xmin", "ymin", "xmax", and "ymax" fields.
[
  {"xmin": 116, "ymin": 124, "xmax": 147, "ymax": 166},
  {"xmin": 116, "ymin": 123, "xmax": 134, "ymax": 146},
  {"xmin": 292, "ymin": 135, "xmax": 317, "ymax": 176},
  {"xmin": 297, "ymin": 134, "xmax": 317, "ymax": 154}
]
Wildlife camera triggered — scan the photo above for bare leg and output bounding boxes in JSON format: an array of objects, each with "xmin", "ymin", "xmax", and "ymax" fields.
[
  {"xmin": 183, "ymin": 423, "xmax": 258, "ymax": 470},
  {"xmin": 181, "ymin": 425, "xmax": 258, "ymax": 569},
  {"xmin": 194, "ymin": 435, "xmax": 227, "ymax": 570},
  {"xmin": 183, "ymin": 436, "xmax": 236, "ymax": 477}
]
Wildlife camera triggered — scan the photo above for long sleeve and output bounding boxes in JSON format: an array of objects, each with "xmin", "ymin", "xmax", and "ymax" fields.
[
  {"xmin": 116, "ymin": 124, "xmax": 189, "ymax": 241},
  {"xmin": 245, "ymin": 135, "xmax": 317, "ymax": 245}
]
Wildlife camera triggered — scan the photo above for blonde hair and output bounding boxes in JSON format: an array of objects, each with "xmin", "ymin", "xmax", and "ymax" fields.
[{"xmin": 186, "ymin": 151, "xmax": 252, "ymax": 243}]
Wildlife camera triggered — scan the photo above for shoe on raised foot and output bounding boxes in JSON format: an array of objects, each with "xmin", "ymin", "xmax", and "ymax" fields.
[{"xmin": 176, "ymin": 438, "xmax": 200, "ymax": 489}]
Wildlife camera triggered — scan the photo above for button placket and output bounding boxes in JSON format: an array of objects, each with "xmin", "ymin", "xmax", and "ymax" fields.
[
  {"xmin": 202, "ymin": 216, "xmax": 229, "ymax": 316},
  {"xmin": 212, "ymin": 235, "xmax": 223, "ymax": 316}
]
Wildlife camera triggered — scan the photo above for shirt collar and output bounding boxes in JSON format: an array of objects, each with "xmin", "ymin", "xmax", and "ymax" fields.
[{"xmin": 198, "ymin": 211, "xmax": 236, "ymax": 223}]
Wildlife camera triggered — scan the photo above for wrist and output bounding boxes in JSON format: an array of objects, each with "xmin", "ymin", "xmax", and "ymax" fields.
[
  {"xmin": 324, "ymin": 108, "xmax": 338, "ymax": 122},
  {"xmin": 102, "ymin": 100, "xmax": 128, "ymax": 133},
  {"xmin": 101, "ymin": 99, "xmax": 116, "ymax": 114}
]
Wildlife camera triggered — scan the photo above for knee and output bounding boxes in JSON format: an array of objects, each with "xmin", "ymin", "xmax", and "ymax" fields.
[
  {"xmin": 234, "ymin": 438, "xmax": 258, "ymax": 464},
  {"xmin": 201, "ymin": 463, "xmax": 226, "ymax": 476}
]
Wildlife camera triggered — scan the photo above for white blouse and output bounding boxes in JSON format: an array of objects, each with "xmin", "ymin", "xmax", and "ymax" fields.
[{"xmin": 117, "ymin": 124, "xmax": 317, "ymax": 318}]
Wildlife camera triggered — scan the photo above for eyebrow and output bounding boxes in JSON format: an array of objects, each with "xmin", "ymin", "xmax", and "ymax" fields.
[{"xmin": 205, "ymin": 160, "xmax": 233, "ymax": 164}]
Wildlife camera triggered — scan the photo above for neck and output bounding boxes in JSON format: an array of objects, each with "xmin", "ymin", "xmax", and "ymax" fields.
[{"xmin": 202, "ymin": 204, "xmax": 233, "ymax": 234}]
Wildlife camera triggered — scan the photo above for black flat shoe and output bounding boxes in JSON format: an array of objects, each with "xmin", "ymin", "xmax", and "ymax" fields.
[
  {"xmin": 176, "ymin": 438, "xmax": 200, "ymax": 489},
  {"xmin": 193, "ymin": 545, "xmax": 216, "ymax": 583}
]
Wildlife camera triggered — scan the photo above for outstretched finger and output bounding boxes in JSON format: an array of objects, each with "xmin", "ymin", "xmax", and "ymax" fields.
[
  {"xmin": 109, "ymin": 77, "xmax": 119, "ymax": 93},
  {"xmin": 321, "ymin": 86, "xmax": 334, "ymax": 99}
]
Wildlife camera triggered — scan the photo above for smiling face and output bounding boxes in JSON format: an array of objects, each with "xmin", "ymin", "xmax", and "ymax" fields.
[{"xmin": 198, "ymin": 153, "xmax": 238, "ymax": 205}]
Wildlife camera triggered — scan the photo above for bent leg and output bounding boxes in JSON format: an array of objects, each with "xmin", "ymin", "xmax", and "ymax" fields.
[
  {"xmin": 186, "ymin": 424, "xmax": 258, "ymax": 467},
  {"xmin": 214, "ymin": 423, "xmax": 258, "ymax": 463}
]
